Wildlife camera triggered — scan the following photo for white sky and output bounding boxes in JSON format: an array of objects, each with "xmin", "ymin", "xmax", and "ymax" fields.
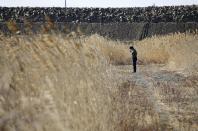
[{"xmin": 0, "ymin": 0, "xmax": 197, "ymax": 7}]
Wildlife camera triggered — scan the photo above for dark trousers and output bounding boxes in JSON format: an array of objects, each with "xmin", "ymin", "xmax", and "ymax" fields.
[{"xmin": 133, "ymin": 59, "xmax": 137, "ymax": 72}]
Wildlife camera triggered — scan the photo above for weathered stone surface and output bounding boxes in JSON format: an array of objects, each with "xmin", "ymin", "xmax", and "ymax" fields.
[{"xmin": 1, "ymin": 22, "xmax": 198, "ymax": 41}]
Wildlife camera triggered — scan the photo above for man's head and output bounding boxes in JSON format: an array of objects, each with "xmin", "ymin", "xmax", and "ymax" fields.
[{"xmin": 129, "ymin": 46, "xmax": 134, "ymax": 50}]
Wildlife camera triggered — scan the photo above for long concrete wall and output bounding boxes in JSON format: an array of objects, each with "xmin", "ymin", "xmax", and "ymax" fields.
[{"xmin": 1, "ymin": 22, "xmax": 198, "ymax": 40}]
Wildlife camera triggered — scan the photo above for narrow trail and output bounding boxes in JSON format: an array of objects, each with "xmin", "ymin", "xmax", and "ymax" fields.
[
  {"xmin": 132, "ymin": 71, "xmax": 180, "ymax": 131},
  {"xmin": 113, "ymin": 65, "xmax": 181, "ymax": 131}
]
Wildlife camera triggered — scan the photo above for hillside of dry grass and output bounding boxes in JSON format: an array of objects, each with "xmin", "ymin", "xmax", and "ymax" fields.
[{"xmin": 0, "ymin": 32, "xmax": 197, "ymax": 131}]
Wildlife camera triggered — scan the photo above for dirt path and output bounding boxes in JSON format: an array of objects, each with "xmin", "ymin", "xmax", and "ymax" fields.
[
  {"xmin": 132, "ymin": 71, "xmax": 180, "ymax": 131},
  {"xmin": 113, "ymin": 64, "xmax": 182, "ymax": 130}
]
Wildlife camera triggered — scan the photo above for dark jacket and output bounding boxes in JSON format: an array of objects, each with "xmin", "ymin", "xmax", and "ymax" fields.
[{"xmin": 131, "ymin": 49, "xmax": 137, "ymax": 61}]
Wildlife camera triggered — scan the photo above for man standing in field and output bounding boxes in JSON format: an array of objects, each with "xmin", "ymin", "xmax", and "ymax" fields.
[{"xmin": 130, "ymin": 46, "xmax": 137, "ymax": 73}]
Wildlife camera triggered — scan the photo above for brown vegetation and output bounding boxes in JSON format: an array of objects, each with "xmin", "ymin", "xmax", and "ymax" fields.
[
  {"xmin": 0, "ymin": 32, "xmax": 197, "ymax": 131},
  {"xmin": 134, "ymin": 32, "xmax": 198, "ymax": 74}
]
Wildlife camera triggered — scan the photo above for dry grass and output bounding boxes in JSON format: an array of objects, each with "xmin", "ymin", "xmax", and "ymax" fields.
[
  {"xmin": 0, "ymin": 31, "xmax": 197, "ymax": 131},
  {"xmin": 84, "ymin": 34, "xmax": 131, "ymax": 65},
  {"xmin": 111, "ymin": 64, "xmax": 198, "ymax": 131},
  {"xmin": 6, "ymin": 20, "xmax": 19, "ymax": 34},
  {"xmin": 152, "ymin": 72, "xmax": 198, "ymax": 130},
  {"xmin": 120, "ymin": 33, "xmax": 198, "ymax": 130},
  {"xmin": 133, "ymin": 33, "xmax": 198, "ymax": 74},
  {"xmin": 0, "ymin": 33, "xmax": 123, "ymax": 131},
  {"xmin": 113, "ymin": 81, "xmax": 160, "ymax": 131}
]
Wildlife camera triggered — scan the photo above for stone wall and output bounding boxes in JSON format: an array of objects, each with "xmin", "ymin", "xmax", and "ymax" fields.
[
  {"xmin": 1, "ymin": 6, "xmax": 198, "ymax": 23},
  {"xmin": 1, "ymin": 22, "xmax": 198, "ymax": 41}
]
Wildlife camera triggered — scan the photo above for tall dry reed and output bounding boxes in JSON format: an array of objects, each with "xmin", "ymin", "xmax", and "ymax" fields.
[
  {"xmin": 0, "ymin": 33, "xmax": 126, "ymax": 131},
  {"xmin": 133, "ymin": 33, "xmax": 198, "ymax": 73},
  {"xmin": 0, "ymin": 31, "xmax": 197, "ymax": 131}
]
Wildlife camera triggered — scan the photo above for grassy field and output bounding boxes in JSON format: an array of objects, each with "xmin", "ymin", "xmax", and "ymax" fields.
[{"xmin": 0, "ymin": 31, "xmax": 197, "ymax": 131}]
